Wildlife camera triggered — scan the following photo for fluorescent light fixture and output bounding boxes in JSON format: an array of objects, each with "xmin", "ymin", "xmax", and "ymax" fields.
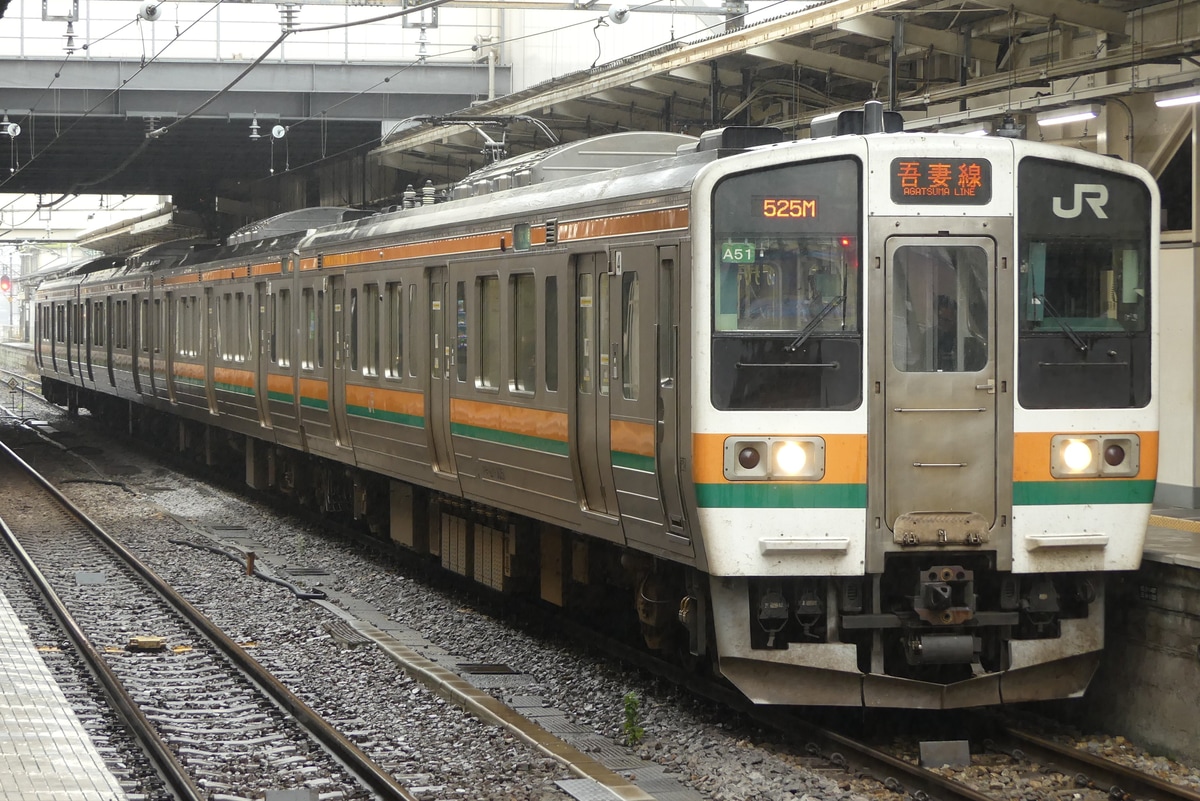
[
  {"xmin": 1155, "ymin": 84, "xmax": 1200, "ymax": 108},
  {"xmin": 1036, "ymin": 103, "xmax": 1101, "ymax": 127},
  {"xmin": 945, "ymin": 121, "xmax": 992, "ymax": 136}
]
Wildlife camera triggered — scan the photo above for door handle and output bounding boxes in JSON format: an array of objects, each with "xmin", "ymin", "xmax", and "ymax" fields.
[{"xmin": 975, "ymin": 378, "xmax": 995, "ymax": 393}]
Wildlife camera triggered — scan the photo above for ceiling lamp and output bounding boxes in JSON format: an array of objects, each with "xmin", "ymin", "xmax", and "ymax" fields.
[
  {"xmin": 1036, "ymin": 104, "xmax": 1101, "ymax": 127},
  {"xmin": 945, "ymin": 121, "xmax": 992, "ymax": 136},
  {"xmin": 1155, "ymin": 84, "xmax": 1200, "ymax": 108}
]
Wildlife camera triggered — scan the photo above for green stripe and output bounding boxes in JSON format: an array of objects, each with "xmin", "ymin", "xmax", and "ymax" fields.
[
  {"xmin": 347, "ymin": 404, "xmax": 424, "ymax": 428},
  {"xmin": 267, "ymin": 390, "xmax": 295, "ymax": 404},
  {"xmin": 300, "ymin": 396, "xmax": 329, "ymax": 411},
  {"xmin": 215, "ymin": 380, "xmax": 254, "ymax": 397},
  {"xmin": 612, "ymin": 451, "xmax": 655, "ymax": 472},
  {"xmin": 696, "ymin": 482, "xmax": 867, "ymax": 509},
  {"xmin": 1014, "ymin": 479, "xmax": 1156, "ymax": 506},
  {"xmin": 451, "ymin": 422, "xmax": 568, "ymax": 455}
]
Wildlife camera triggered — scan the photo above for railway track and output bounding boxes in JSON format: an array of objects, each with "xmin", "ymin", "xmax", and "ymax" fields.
[
  {"xmin": 0, "ymin": 437, "xmax": 416, "ymax": 801},
  {"xmin": 4, "ymin": 393, "xmax": 1200, "ymax": 801}
]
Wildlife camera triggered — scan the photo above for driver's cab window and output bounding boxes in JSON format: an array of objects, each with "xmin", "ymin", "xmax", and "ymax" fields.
[{"xmin": 892, "ymin": 244, "xmax": 989, "ymax": 373}]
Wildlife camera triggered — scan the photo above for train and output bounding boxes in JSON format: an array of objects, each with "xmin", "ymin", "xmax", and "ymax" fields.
[{"xmin": 34, "ymin": 102, "xmax": 1159, "ymax": 709}]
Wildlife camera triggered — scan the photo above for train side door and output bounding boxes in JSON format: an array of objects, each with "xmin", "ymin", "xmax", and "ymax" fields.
[
  {"xmin": 883, "ymin": 236, "xmax": 996, "ymax": 546},
  {"xmin": 203, "ymin": 287, "xmax": 217, "ymax": 414},
  {"xmin": 164, "ymin": 292, "xmax": 177, "ymax": 404},
  {"xmin": 131, "ymin": 293, "xmax": 143, "ymax": 395},
  {"xmin": 426, "ymin": 266, "xmax": 457, "ymax": 476},
  {"xmin": 573, "ymin": 253, "xmax": 619, "ymax": 518},
  {"xmin": 105, "ymin": 296, "xmax": 115, "ymax": 388},
  {"xmin": 329, "ymin": 275, "xmax": 353, "ymax": 448},
  {"xmin": 655, "ymin": 245, "xmax": 690, "ymax": 544},
  {"xmin": 253, "ymin": 282, "xmax": 270, "ymax": 427}
]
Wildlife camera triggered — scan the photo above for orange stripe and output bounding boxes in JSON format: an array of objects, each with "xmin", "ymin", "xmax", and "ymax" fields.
[
  {"xmin": 611, "ymin": 420, "xmax": 655, "ymax": 457},
  {"xmin": 345, "ymin": 384, "xmax": 424, "ymax": 416},
  {"xmin": 692, "ymin": 432, "xmax": 867, "ymax": 484},
  {"xmin": 450, "ymin": 397, "xmax": 568, "ymax": 442},
  {"xmin": 559, "ymin": 208, "xmax": 688, "ymax": 242},
  {"xmin": 173, "ymin": 362, "xmax": 204, "ymax": 381},
  {"xmin": 298, "ymin": 376, "xmax": 329, "ymax": 402},
  {"xmin": 1013, "ymin": 430, "xmax": 1158, "ymax": 482},
  {"xmin": 250, "ymin": 261, "xmax": 283, "ymax": 277},
  {"xmin": 213, "ymin": 366, "xmax": 254, "ymax": 389},
  {"xmin": 267, "ymin": 373, "xmax": 293, "ymax": 396}
]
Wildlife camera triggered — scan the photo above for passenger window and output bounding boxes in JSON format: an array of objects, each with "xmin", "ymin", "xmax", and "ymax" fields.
[
  {"xmin": 302, "ymin": 288, "xmax": 316, "ymax": 370},
  {"xmin": 386, "ymin": 282, "xmax": 403, "ymax": 378},
  {"xmin": 477, "ymin": 276, "xmax": 499, "ymax": 389},
  {"xmin": 621, "ymin": 271, "xmax": 638, "ymax": 400},
  {"xmin": 458, "ymin": 280, "xmax": 470, "ymax": 384},
  {"xmin": 363, "ymin": 283, "xmax": 380, "ymax": 377},
  {"xmin": 277, "ymin": 289, "xmax": 291, "ymax": 367},
  {"xmin": 349, "ymin": 288, "xmax": 359, "ymax": 372},
  {"xmin": 512, "ymin": 273, "xmax": 536, "ymax": 393},
  {"xmin": 545, "ymin": 276, "xmax": 558, "ymax": 392}
]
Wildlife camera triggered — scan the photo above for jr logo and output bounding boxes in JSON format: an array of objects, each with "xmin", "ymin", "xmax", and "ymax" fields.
[{"xmin": 1052, "ymin": 183, "xmax": 1109, "ymax": 219}]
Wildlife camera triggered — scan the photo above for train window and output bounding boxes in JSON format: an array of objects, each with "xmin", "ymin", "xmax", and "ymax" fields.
[
  {"xmin": 239, "ymin": 292, "xmax": 250, "ymax": 362},
  {"xmin": 511, "ymin": 273, "xmax": 536, "ymax": 393},
  {"xmin": 73, "ymin": 302, "xmax": 84, "ymax": 346},
  {"xmin": 349, "ymin": 289, "xmax": 359, "ymax": 372},
  {"xmin": 140, "ymin": 299, "xmax": 150, "ymax": 354},
  {"xmin": 267, "ymin": 294, "xmax": 277, "ymax": 364},
  {"xmin": 710, "ymin": 158, "xmax": 863, "ymax": 411},
  {"xmin": 577, "ymin": 273, "xmax": 593, "ymax": 395},
  {"xmin": 55, "ymin": 304, "xmax": 65, "ymax": 343},
  {"xmin": 316, "ymin": 289, "xmax": 326, "ymax": 369},
  {"xmin": 513, "ymin": 223, "xmax": 532, "ymax": 252},
  {"xmin": 277, "ymin": 289, "xmax": 291, "ymax": 367},
  {"xmin": 363, "ymin": 284, "xmax": 380, "ymax": 378},
  {"xmin": 93, "ymin": 301, "xmax": 105, "ymax": 348},
  {"xmin": 154, "ymin": 299, "xmax": 164, "ymax": 354},
  {"xmin": 621, "ymin": 271, "xmax": 639, "ymax": 400},
  {"xmin": 1016, "ymin": 158, "xmax": 1152, "ymax": 408},
  {"xmin": 407, "ymin": 283, "xmax": 417, "ymax": 379},
  {"xmin": 302, "ymin": 288, "xmax": 316, "ymax": 370},
  {"xmin": 176, "ymin": 298, "xmax": 187, "ymax": 356},
  {"xmin": 386, "ymin": 282, "xmax": 403, "ymax": 379},
  {"xmin": 477, "ymin": 277, "xmax": 499, "ymax": 389},
  {"xmin": 892, "ymin": 245, "xmax": 988, "ymax": 373},
  {"xmin": 545, "ymin": 276, "xmax": 558, "ymax": 393},
  {"xmin": 598, "ymin": 272, "xmax": 610, "ymax": 397},
  {"xmin": 458, "ymin": 280, "xmax": 472, "ymax": 384}
]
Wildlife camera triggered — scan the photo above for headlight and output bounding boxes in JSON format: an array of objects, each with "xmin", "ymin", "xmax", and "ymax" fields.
[
  {"xmin": 1061, "ymin": 439, "xmax": 1094, "ymax": 472},
  {"xmin": 773, "ymin": 441, "xmax": 807, "ymax": 475},
  {"xmin": 724, "ymin": 437, "xmax": 825, "ymax": 481},
  {"xmin": 1050, "ymin": 434, "xmax": 1140, "ymax": 478}
]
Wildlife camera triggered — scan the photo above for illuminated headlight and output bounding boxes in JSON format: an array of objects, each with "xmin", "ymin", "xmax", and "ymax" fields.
[
  {"xmin": 724, "ymin": 437, "xmax": 825, "ymax": 481},
  {"xmin": 1050, "ymin": 434, "xmax": 1140, "ymax": 478},
  {"xmin": 774, "ymin": 441, "xmax": 807, "ymax": 475}
]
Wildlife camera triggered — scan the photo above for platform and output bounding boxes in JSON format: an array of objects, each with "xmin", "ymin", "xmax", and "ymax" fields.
[
  {"xmin": 0, "ymin": 586, "xmax": 128, "ymax": 801},
  {"xmin": 1144, "ymin": 508, "xmax": 1200, "ymax": 568}
]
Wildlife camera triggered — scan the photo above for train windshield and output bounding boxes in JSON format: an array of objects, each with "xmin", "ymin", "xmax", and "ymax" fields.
[
  {"xmin": 710, "ymin": 158, "xmax": 863, "ymax": 410},
  {"xmin": 1016, "ymin": 158, "xmax": 1152, "ymax": 408}
]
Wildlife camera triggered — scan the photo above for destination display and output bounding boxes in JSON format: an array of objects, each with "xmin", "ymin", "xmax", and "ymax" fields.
[{"xmin": 890, "ymin": 157, "xmax": 992, "ymax": 204}]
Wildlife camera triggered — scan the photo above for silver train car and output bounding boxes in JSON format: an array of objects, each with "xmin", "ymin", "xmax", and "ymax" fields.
[{"xmin": 36, "ymin": 107, "xmax": 1159, "ymax": 708}]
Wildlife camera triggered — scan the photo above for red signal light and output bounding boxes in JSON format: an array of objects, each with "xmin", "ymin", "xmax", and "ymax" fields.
[
  {"xmin": 840, "ymin": 237, "xmax": 853, "ymax": 248},
  {"xmin": 0, "ymin": 275, "xmax": 10, "ymax": 293}
]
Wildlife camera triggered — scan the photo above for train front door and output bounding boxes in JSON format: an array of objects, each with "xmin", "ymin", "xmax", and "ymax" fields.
[
  {"xmin": 426, "ymin": 266, "xmax": 457, "ymax": 476},
  {"xmin": 573, "ymin": 253, "xmax": 618, "ymax": 518},
  {"xmin": 882, "ymin": 236, "xmax": 997, "ymax": 553}
]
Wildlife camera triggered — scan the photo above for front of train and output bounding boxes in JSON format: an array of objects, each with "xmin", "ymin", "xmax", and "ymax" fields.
[{"xmin": 688, "ymin": 114, "xmax": 1159, "ymax": 708}]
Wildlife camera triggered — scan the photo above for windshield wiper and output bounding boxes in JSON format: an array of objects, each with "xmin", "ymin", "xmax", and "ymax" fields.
[
  {"xmin": 785, "ymin": 295, "xmax": 845, "ymax": 353},
  {"xmin": 1035, "ymin": 294, "xmax": 1088, "ymax": 353}
]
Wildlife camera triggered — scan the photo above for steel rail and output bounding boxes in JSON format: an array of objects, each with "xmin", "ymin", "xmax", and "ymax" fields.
[
  {"xmin": 996, "ymin": 727, "xmax": 1200, "ymax": 801},
  {"xmin": 0, "ymin": 437, "xmax": 417, "ymax": 801},
  {"xmin": 0, "ymin": 441, "xmax": 206, "ymax": 801}
]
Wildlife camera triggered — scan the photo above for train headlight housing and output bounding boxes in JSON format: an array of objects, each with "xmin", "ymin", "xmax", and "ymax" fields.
[
  {"xmin": 724, "ymin": 437, "xmax": 825, "ymax": 481},
  {"xmin": 1050, "ymin": 434, "xmax": 1140, "ymax": 478}
]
